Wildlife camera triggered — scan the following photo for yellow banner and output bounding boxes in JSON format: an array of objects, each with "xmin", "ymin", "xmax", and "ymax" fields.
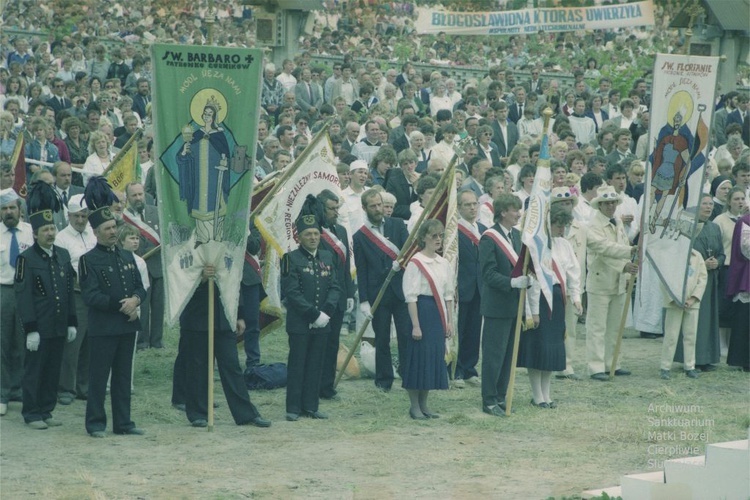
[{"xmin": 103, "ymin": 131, "xmax": 141, "ymax": 193}]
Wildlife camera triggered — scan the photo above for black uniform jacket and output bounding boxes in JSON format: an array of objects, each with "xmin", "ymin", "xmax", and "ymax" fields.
[
  {"xmin": 15, "ymin": 243, "xmax": 77, "ymax": 337},
  {"xmin": 281, "ymin": 246, "xmax": 340, "ymax": 335}
]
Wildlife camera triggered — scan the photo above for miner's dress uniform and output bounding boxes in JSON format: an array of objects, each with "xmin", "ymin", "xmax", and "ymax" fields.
[
  {"xmin": 14, "ymin": 243, "xmax": 77, "ymax": 424},
  {"xmin": 79, "ymin": 243, "xmax": 146, "ymax": 434},
  {"xmin": 281, "ymin": 246, "xmax": 341, "ymax": 415}
]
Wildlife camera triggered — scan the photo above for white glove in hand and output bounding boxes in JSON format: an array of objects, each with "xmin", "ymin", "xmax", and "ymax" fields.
[
  {"xmin": 510, "ymin": 276, "xmax": 531, "ymax": 289},
  {"xmin": 359, "ymin": 301, "xmax": 372, "ymax": 319},
  {"xmin": 67, "ymin": 327, "xmax": 77, "ymax": 343},
  {"xmin": 346, "ymin": 298, "xmax": 355, "ymax": 314},
  {"xmin": 312, "ymin": 312, "xmax": 330, "ymax": 328},
  {"xmin": 26, "ymin": 332, "xmax": 40, "ymax": 351},
  {"xmin": 392, "ymin": 260, "xmax": 401, "ymax": 272}
]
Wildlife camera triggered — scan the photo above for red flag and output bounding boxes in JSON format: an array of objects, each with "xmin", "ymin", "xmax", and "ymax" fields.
[{"xmin": 10, "ymin": 136, "xmax": 26, "ymax": 198}]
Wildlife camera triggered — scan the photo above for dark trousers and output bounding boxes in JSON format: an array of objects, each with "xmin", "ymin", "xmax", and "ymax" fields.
[
  {"xmin": 371, "ymin": 291, "xmax": 411, "ymax": 389},
  {"xmin": 0, "ymin": 284, "xmax": 24, "ymax": 403},
  {"xmin": 182, "ymin": 328, "xmax": 260, "ymax": 424},
  {"xmin": 481, "ymin": 317, "xmax": 516, "ymax": 408},
  {"xmin": 138, "ymin": 276, "xmax": 165, "ymax": 347},
  {"xmin": 86, "ymin": 332, "xmax": 137, "ymax": 434},
  {"xmin": 58, "ymin": 292, "xmax": 89, "ymax": 398},
  {"xmin": 456, "ymin": 294, "xmax": 482, "ymax": 380},
  {"xmin": 286, "ymin": 331, "xmax": 326, "ymax": 414},
  {"xmin": 22, "ymin": 336, "xmax": 65, "ymax": 423},
  {"xmin": 171, "ymin": 332, "xmax": 187, "ymax": 406},
  {"xmin": 241, "ymin": 283, "xmax": 261, "ymax": 369},
  {"xmin": 320, "ymin": 308, "xmax": 344, "ymax": 398}
]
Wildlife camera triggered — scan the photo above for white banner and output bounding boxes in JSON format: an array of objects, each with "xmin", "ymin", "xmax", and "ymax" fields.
[
  {"xmin": 255, "ymin": 133, "xmax": 341, "ymax": 311},
  {"xmin": 641, "ymin": 54, "xmax": 719, "ymax": 305},
  {"xmin": 414, "ymin": 1, "xmax": 655, "ymax": 35}
]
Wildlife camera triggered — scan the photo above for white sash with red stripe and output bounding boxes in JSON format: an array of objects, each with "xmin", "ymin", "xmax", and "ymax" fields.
[
  {"xmin": 244, "ymin": 252, "xmax": 261, "ymax": 278},
  {"xmin": 551, "ymin": 260, "xmax": 567, "ymax": 306},
  {"xmin": 483, "ymin": 228, "xmax": 518, "ymax": 266},
  {"xmin": 483, "ymin": 201, "xmax": 494, "ymax": 214},
  {"xmin": 458, "ymin": 218, "xmax": 480, "ymax": 246},
  {"xmin": 322, "ymin": 227, "xmax": 347, "ymax": 266},
  {"xmin": 411, "ymin": 254, "xmax": 448, "ymax": 334},
  {"xmin": 122, "ymin": 211, "xmax": 160, "ymax": 246},
  {"xmin": 359, "ymin": 224, "xmax": 399, "ymax": 261}
]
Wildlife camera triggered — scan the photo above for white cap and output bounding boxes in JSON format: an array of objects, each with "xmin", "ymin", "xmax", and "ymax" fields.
[
  {"xmin": 0, "ymin": 188, "xmax": 20, "ymax": 207},
  {"xmin": 349, "ymin": 160, "xmax": 368, "ymax": 172},
  {"xmin": 67, "ymin": 194, "xmax": 88, "ymax": 213}
]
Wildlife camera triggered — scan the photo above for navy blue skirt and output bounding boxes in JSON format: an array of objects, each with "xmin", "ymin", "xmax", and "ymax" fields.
[
  {"xmin": 517, "ymin": 284, "xmax": 566, "ymax": 371},
  {"xmin": 402, "ymin": 296, "xmax": 449, "ymax": 390}
]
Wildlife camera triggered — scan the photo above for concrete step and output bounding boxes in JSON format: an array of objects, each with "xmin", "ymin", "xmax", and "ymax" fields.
[{"xmin": 620, "ymin": 470, "xmax": 664, "ymax": 499}]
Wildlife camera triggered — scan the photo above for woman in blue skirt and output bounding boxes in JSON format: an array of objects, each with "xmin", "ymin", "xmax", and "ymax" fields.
[
  {"xmin": 402, "ymin": 219, "xmax": 454, "ymax": 420},
  {"xmin": 519, "ymin": 206, "xmax": 582, "ymax": 408}
]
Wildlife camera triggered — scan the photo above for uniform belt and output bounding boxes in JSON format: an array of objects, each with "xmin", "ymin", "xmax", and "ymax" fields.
[{"xmin": 0, "ymin": 283, "xmax": 14, "ymax": 288}]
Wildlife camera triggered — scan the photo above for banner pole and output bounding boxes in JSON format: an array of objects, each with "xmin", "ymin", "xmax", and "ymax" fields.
[
  {"xmin": 207, "ymin": 278, "xmax": 215, "ymax": 432},
  {"xmin": 335, "ymin": 158, "xmax": 457, "ymax": 387},
  {"xmin": 609, "ymin": 254, "xmax": 638, "ymax": 380},
  {"xmin": 505, "ymin": 251, "xmax": 530, "ymax": 416}
]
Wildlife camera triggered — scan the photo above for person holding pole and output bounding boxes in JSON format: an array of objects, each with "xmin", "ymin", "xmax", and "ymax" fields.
[
  {"xmin": 281, "ymin": 210, "xmax": 341, "ymax": 421},
  {"xmin": 402, "ymin": 219, "xmax": 453, "ymax": 419},
  {"xmin": 178, "ymin": 265, "xmax": 271, "ymax": 429},
  {"xmin": 659, "ymin": 249, "xmax": 706, "ymax": 380},
  {"xmin": 479, "ymin": 193, "xmax": 532, "ymax": 416},
  {"xmin": 352, "ymin": 189, "xmax": 411, "ymax": 391},
  {"xmin": 316, "ymin": 190, "xmax": 355, "ymax": 401},
  {"xmin": 585, "ymin": 185, "xmax": 638, "ymax": 381}
]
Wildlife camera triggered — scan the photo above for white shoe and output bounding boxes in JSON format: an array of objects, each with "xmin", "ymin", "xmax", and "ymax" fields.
[
  {"xmin": 452, "ymin": 379, "xmax": 465, "ymax": 389},
  {"xmin": 0, "ymin": 403, "xmax": 7, "ymax": 416},
  {"xmin": 465, "ymin": 376, "xmax": 481, "ymax": 387}
]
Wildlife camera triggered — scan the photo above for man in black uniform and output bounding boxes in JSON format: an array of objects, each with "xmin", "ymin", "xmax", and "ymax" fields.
[
  {"xmin": 316, "ymin": 190, "xmax": 355, "ymax": 401},
  {"xmin": 15, "ymin": 183, "xmax": 77, "ymax": 429},
  {"xmin": 79, "ymin": 177, "xmax": 146, "ymax": 438},
  {"xmin": 241, "ymin": 219, "xmax": 263, "ymax": 373},
  {"xmin": 178, "ymin": 263, "xmax": 271, "ymax": 429},
  {"xmin": 281, "ymin": 213, "xmax": 340, "ymax": 421}
]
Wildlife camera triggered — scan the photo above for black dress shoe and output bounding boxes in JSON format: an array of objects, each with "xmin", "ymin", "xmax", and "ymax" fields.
[
  {"xmin": 410, "ymin": 410, "xmax": 428, "ymax": 420},
  {"xmin": 613, "ymin": 369, "xmax": 631, "ymax": 376},
  {"xmin": 530, "ymin": 399, "xmax": 549, "ymax": 409},
  {"xmin": 640, "ymin": 332, "xmax": 659, "ymax": 339},
  {"xmin": 482, "ymin": 405, "xmax": 505, "ymax": 417},
  {"xmin": 172, "ymin": 403, "xmax": 186, "ymax": 411},
  {"xmin": 285, "ymin": 413, "xmax": 299, "ymax": 422},
  {"xmin": 191, "ymin": 419, "xmax": 208, "ymax": 428},
  {"xmin": 422, "ymin": 411, "xmax": 440, "ymax": 419},
  {"xmin": 246, "ymin": 416, "xmax": 271, "ymax": 428},
  {"xmin": 117, "ymin": 427, "xmax": 145, "ymax": 435},
  {"xmin": 320, "ymin": 392, "xmax": 341, "ymax": 401},
  {"xmin": 301, "ymin": 410, "xmax": 328, "ymax": 419},
  {"xmin": 497, "ymin": 401, "xmax": 516, "ymax": 413},
  {"xmin": 700, "ymin": 364, "xmax": 717, "ymax": 372},
  {"xmin": 547, "ymin": 401, "xmax": 557, "ymax": 409},
  {"xmin": 590, "ymin": 372, "xmax": 609, "ymax": 381}
]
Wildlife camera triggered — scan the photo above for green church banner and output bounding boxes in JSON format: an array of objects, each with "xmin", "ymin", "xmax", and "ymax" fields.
[{"xmin": 152, "ymin": 43, "xmax": 263, "ymax": 326}]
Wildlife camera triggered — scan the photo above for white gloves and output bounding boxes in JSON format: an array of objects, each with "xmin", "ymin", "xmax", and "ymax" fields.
[
  {"xmin": 346, "ymin": 298, "xmax": 354, "ymax": 314},
  {"xmin": 67, "ymin": 327, "xmax": 77, "ymax": 343},
  {"xmin": 392, "ymin": 260, "xmax": 401, "ymax": 272},
  {"xmin": 510, "ymin": 276, "xmax": 532, "ymax": 289},
  {"xmin": 26, "ymin": 332, "xmax": 40, "ymax": 351},
  {"xmin": 359, "ymin": 301, "xmax": 372, "ymax": 320},
  {"xmin": 312, "ymin": 312, "xmax": 330, "ymax": 328}
]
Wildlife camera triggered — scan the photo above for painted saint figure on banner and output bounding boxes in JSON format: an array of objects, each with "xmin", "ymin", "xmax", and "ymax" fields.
[{"xmin": 647, "ymin": 91, "xmax": 707, "ymax": 237}]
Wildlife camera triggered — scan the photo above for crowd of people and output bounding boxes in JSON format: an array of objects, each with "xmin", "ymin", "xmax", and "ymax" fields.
[{"xmin": 1, "ymin": 0, "xmax": 749, "ymax": 434}]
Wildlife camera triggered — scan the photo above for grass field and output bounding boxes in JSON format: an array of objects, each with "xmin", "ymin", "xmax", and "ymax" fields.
[{"xmin": 1, "ymin": 321, "xmax": 747, "ymax": 499}]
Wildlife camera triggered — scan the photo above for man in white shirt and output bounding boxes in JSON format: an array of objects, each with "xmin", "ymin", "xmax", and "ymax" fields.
[
  {"xmin": 350, "ymin": 121, "xmax": 383, "ymax": 166},
  {"xmin": 568, "ymin": 98, "xmax": 597, "ymax": 147},
  {"xmin": 607, "ymin": 164, "xmax": 640, "ymax": 243},
  {"xmin": 53, "ymin": 194, "xmax": 96, "ymax": 405},
  {"xmin": 340, "ymin": 160, "xmax": 369, "ymax": 237},
  {"xmin": 275, "ymin": 59, "xmax": 297, "ymax": 92},
  {"xmin": 0, "ymin": 188, "xmax": 34, "ymax": 416},
  {"xmin": 575, "ymin": 172, "xmax": 603, "ymax": 223}
]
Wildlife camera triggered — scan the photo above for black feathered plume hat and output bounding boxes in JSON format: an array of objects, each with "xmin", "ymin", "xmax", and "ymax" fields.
[
  {"xmin": 27, "ymin": 181, "xmax": 61, "ymax": 231},
  {"xmin": 84, "ymin": 176, "xmax": 119, "ymax": 229},
  {"xmin": 296, "ymin": 194, "xmax": 323, "ymax": 233}
]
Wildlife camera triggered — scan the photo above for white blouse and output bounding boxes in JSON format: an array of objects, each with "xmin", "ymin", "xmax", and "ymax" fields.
[
  {"xmin": 528, "ymin": 236, "xmax": 582, "ymax": 314},
  {"xmin": 403, "ymin": 253, "xmax": 455, "ymax": 305}
]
